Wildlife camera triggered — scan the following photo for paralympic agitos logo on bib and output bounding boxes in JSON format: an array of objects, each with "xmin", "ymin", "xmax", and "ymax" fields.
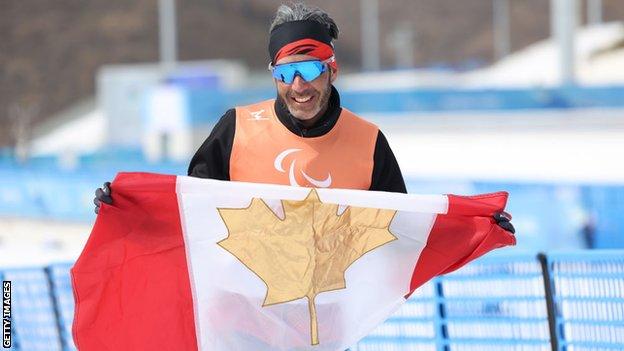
[{"xmin": 274, "ymin": 148, "xmax": 332, "ymax": 188}]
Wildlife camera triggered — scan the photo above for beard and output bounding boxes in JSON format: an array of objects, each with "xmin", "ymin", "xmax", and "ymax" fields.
[{"xmin": 281, "ymin": 74, "xmax": 332, "ymax": 122}]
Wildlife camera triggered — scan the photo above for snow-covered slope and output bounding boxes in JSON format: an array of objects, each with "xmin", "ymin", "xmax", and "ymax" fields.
[
  {"xmin": 463, "ymin": 22, "xmax": 624, "ymax": 87},
  {"xmin": 339, "ymin": 22, "xmax": 624, "ymax": 91},
  {"xmin": 30, "ymin": 108, "xmax": 106, "ymax": 157}
]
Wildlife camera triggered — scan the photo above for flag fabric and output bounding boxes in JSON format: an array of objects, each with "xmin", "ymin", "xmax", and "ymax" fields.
[{"xmin": 71, "ymin": 172, "xmax": 515, "ymax": 351}]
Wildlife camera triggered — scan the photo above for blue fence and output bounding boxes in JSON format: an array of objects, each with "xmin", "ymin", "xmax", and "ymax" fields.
[
  {"xmin": 2, "ymin": 252, "xmax": 623, "ymax": 350},
  {"xmin": 357, "ymin": 253, "xmax": 553, "ymax": 351},
  {"xmin": 546, "ymin": 251, "xmax": 624, "ymax": 350},
  {"xmin": 1, "ymin": 268, "xmax": 64, "ymax": 351}
]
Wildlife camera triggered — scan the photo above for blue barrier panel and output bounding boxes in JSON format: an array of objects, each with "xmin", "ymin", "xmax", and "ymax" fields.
[
  {"xmin": 438, "ymin": 253, "xmax": 551, "ymax": 351},
  {"xmin": 547, "ymin": 251, "xmax": 624, "ymax": 350},
  {"xmin": 47, "ymin": 264, "xmax": 77, "ymax": 351},
  {"xmin": 473, "ymin": 182, "xmax": 587, "ymax": 251},
  {"xmin": 185, "ymin": 86, "xmax": 624, "ymax": 125},
  {"xmin": 357, "ymin": 281, "xmax": 439, "ymax": 351},
  {"xmin": 2, "ymin": 268, "xmax": 63, "ymax": 351},
  {"xmin": 185, "ymin": 88, "xmax": 273, "ymax": 126},
  {"xmin": 34, "ymin": 174, "xmax": 98, "ymax": 221},
  {"xmin": 0, "ymin": 165, "xmax": 186, "ymax": 222},
  {"xmin": 581, "ymin": 186, "xmax": 624, "ymax": 249},
  {"xmin": 0, "ymin": 169, "xmax": 45, "ymax": 218}
]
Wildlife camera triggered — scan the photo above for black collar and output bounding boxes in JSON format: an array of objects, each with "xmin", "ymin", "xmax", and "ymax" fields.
[{"xmin": 274, "ymin": 86, "xmax": 342, "ymax": 138}]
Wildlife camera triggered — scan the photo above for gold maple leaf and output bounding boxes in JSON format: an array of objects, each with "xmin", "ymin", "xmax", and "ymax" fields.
[{"xmin": 217, "ymin": 189, "xmax": 397, "ymax": 345}]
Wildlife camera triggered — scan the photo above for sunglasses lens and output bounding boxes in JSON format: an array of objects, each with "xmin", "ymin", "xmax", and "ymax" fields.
[
  {"xmin": 272, "ymin": 67, "xmax": 293, "ymax": 83},
  {"xmin": 272, "ymin": 60, "xmax": 326, "ymax": 84},
  {"xmin": 298, "ymin": 61, "xmax": 325, "ymax": 81}
]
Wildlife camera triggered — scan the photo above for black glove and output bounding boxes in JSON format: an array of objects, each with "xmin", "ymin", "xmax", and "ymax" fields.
[
  {"xmin": 493, "ymin": 211, "xmax": 515, "ymax": 234},
  {"xmin": 94, "ymin": 182, "xmax": 113, "ymax": 214}
]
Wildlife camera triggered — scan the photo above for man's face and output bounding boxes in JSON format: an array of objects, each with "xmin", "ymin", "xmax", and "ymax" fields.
[{"xmin": 274, "ymin": 54, "xmax": 337, "ymax": 123}]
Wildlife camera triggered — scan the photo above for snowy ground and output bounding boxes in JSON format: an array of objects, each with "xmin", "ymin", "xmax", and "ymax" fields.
[
  {"xmin": 373, "ymin": 107, "xmax": 624, "ymax": 184},
  {"xmin": 0, "ymin": 217, "xmax": 90, "ymax": 268}
]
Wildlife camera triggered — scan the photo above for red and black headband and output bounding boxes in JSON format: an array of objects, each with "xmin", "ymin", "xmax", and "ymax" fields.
[{"xmin": 269, "ymin": 20, "xmax": 338, "ymax": 70}]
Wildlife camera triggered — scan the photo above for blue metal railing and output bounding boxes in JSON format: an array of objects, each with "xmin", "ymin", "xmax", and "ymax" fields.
[
  {"xmin": 359, "ymin": 281, "xmax": 439, "ymax": 350},
  {"xmin": 438, "ymin": 254, "xmax": 550, "ymax": 351},
  {"xmin": 2, "ymin": 268, "xmax": 63, "ymax": 351},
  {"xmin": 1, "ymin": 251, "xmax": 623, "ymax": 350},
  {"xmin": 47, "ymin": 264, "xmax": 77, "ymax": 351},
  {"xmin": 546, "ymin": 251, "xmax": 624, "ymax": 351}
]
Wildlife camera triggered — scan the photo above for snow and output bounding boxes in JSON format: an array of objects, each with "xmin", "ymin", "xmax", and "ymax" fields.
[
  {"xmin": 0, "ymin": 217, "xmax": 90, "ymax": 267},
  {"xmin": 30, "ymin": 108, "xmax": 106, "ymax": 157},
  {"xmin": 463, "ymin": 22, "xmax": 624, "ymax": 87},
  {"xmin": 339, "ymin": 22, "xmax": 624, "ymax": 91},
  {"xmin": 371, "ymin": 107, "xmax": 624, "ymax": 184}
]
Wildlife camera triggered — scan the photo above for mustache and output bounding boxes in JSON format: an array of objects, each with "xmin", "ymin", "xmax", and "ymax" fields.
[{"xmin": 286, "ymin": 89, "xmax": 318, "ymax": 99}]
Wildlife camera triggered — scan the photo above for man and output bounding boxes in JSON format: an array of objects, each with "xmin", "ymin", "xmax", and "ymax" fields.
[
  {"xmin": 94, "ymin": 3, "xmax": 514, "ymax": 233},
  {"xmin": 95, "ymin": 3, "xmax": 404, "ymax": 208},
  {"xmin": 186, "ymin": 4, "xmax": 406, "ymax": 193}
]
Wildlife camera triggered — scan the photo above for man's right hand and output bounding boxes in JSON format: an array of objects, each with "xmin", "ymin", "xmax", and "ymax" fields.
[{"xmin": 94, "ymin": 182, "xmax": 113, "ymax": 214}]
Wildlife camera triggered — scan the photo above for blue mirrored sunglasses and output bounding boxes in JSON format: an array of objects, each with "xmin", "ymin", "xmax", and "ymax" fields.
[{"xmin": 269, "ymin": 57, "xmax": 334, "ymax": 84}]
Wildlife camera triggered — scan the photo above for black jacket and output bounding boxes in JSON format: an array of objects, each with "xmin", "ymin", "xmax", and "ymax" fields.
[{"xmin": 188, "ymin": 86, "xmax": 407, "ymax": 193}]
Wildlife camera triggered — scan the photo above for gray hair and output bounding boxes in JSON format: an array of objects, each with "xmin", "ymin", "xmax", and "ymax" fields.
[{"xmin": 269, "ymin": 2, "xmax": 339, "ymax": 40}]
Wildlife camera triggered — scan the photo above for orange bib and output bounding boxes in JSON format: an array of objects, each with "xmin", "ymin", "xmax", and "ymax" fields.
[{"xmin": 230, "ymin": 100, "xmax": 378, "ymax": 190}]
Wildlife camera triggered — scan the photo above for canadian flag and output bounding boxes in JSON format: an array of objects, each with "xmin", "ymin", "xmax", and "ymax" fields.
[{"xmin": 72, "ymin": 172, "xmax": 515, "ymax": 351}]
